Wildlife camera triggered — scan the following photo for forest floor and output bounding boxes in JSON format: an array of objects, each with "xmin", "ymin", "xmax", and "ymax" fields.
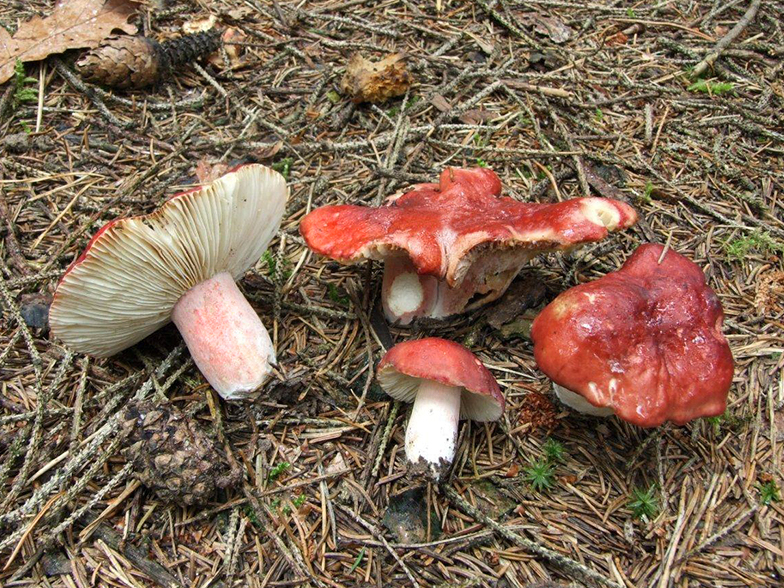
[{"xmin": 1, "ymin": 1, "xmax": 783, "ymax": 587}]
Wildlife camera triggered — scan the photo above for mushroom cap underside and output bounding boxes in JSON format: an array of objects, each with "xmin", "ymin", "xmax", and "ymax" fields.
[{"xmin": 50, "ymin": 164, "xmax": 288, "ymax": 357}]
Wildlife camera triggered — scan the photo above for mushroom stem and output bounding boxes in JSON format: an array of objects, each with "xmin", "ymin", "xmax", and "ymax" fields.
[
  {"xmin": 172, "ymin": 272, "xmax": 275, "ymax": 401},
  {"xmin": 553, "ymin": 383, "xmax": 614, "ymax": 417},
  {"xmin": 405, "ymin": 379, "xmax": 462, "ymax": 478},
  {"xmin": 382, "ymin": 257, "xmax": 434, "ymax": 325}
]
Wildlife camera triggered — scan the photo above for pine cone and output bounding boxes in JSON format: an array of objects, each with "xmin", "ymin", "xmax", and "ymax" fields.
[
  {"xmin": 76, "ymin": 35, "xmax": 162, "ymax": 89},
  {"xmin": 76, "ymin": 30, "xmax": 222, "ymax": 89},
  {"xmin": 121, "ymin": 400, "xmax": 239, "ymax": 505}
]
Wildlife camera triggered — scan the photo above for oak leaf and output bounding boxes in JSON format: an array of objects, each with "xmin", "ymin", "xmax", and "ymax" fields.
[{"xmin": 0, "ymin": 0, "xmax": 139, "ymax": 84}]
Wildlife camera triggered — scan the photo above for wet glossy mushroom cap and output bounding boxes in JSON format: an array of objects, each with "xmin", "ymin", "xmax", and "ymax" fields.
[
  {"xmin": 377, "ymin": 337, "xmax": 504, "ymax": 420},
  {"xmin": 300, "ymin": 167, "xmax": 638, "ymax": 323},
  {"xmin": 531, "ymin": 243, "xmax": 734, "ymax": 427},
  {"xmin": 50, "ymin": 164, "xmax": 288, "ymax": 357}
]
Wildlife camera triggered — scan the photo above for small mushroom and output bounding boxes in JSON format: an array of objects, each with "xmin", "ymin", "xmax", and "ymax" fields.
[
  {"xmin": 300, "ymin": 167, "xmax": 637, "ymax": 324},
  {"xmin": 376, "ymin": 337, "xmax": 504, "ymax": 479},
  {"xmin": 530, "ymin": 243, "xmax": 734, "ymax": 427},
  {"xmin": 49, "ymin": 164, "xmax": 288, "ymax": 401}
]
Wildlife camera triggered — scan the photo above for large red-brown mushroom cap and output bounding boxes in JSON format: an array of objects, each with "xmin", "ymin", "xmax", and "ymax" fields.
[
  {"xmin": 531, "ymin": 243, "xmax": 734, "ymax": 427},
  {"xmin": 302, "ymin": 167, "xmax": 637, "ymax": 281},
  {"xmin": 300, "ymin": 167, "xmax": 637, "ymax": 323},
  {"xmin": 50, "ymin": 164, "xmax": 288, "ymax": 357},
  {"xmin": 377, "ymin": 337, "xmax": 504, "ymax": 421}
]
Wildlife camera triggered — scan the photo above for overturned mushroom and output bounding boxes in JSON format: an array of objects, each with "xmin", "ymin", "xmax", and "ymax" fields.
[
  {"xmin": 49, "ymin": 164, "xmax": 288, "ymax": 400},
  {"xmin": 300, "ymin": 167, "xmax": 637, "ymax": 324},
  {"xmin": 531, "ymin": 243, "xmax": 734, "ymax": 427},
  {"xmin": 376, "ymin": 338, "xmax": 504, "ymax": 480}
]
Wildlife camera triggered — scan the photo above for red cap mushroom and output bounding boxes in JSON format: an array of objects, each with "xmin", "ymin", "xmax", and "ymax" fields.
[
  {"xmin": 376, "ymin": 337, "xmax": 504, "ymax": 479},
  {"xmin": 49, "ymin": 164, "xmax": 288, "ymax": 401},
  {"xmin": 530, "ymin": 243, "xmax": 734, "ymax": 427},
  {"xmin": 300, "ymin": 167, "xmax": 637, "ymax": 324}
]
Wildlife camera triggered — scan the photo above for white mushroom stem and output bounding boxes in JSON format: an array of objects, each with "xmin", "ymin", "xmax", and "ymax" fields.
[
  {"xmin": 172, "ymin": 272, "xmax": 275, "ymax": 401},
  {"xmin": 405, "ymin": 380, "xmax": 462, "ymax": 478},
  {"xmin": 382, "ymin": 257, "xmax": 433, "ymax": 324},
  {"xmin": 553, "ymin": 383, "xmax": 614, "ymax": 417}
]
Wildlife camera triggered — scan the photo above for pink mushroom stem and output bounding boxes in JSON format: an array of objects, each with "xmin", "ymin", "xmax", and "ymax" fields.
[{"xmin": 172, "ymin": 272, "xmax": 275, "ymax": 400}]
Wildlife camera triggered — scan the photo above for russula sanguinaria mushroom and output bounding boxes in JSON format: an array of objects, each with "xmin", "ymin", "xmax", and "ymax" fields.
[
  {"xmin": 49, "ymin": 164, "xmax": 288, "ymax": 401},
  {"xmin": 300, "ymin": 167, "xmax": 637, "ymax": 324},
  {"xmin": 376, "ymin": 338, "xmax": 504, "ymax": 479},
  {"xmin": 530, "ymin": 243, "xmax": 734, "ymax": 427}
]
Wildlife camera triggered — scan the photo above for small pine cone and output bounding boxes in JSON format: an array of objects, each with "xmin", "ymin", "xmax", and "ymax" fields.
[
  {"xmin": 76, "ymin": 35, "xmax": 163, "ymax": 89},
  {"xmin": 76, "ymin": 30, "xmax": 222, "ymax": 89},
  {"xmin": 121, "ymin": 400, "xmax": 239, "ymax": 505}
]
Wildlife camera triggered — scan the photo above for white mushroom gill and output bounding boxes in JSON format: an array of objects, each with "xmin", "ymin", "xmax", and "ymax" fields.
[{"xmin": 553, "ymin": 383, "xmax": 614, "ymax": 417}]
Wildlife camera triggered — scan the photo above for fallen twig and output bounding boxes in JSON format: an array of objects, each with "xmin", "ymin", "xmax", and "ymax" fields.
[
  {"xmin": 691, "ymin": 0, "xmax": 763, "ymax": 78},
  {"xmin": 442, "ymin": 483, "xmax": 622, "ymax": 588}
]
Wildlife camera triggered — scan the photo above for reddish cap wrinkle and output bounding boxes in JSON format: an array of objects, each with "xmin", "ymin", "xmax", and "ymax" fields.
[
  {"xmin": 531, "ymin": 244, "xmax": 734, "ymax": 427},
  {"xmin": 377, "ymin": 337, "xmax": 504, "ymax": 417},
  {"xmin": 300, "ymin": 167, "xmax": 637, "ymax": 283}
]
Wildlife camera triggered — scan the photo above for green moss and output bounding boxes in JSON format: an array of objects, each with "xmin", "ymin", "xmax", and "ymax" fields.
[
  {"xmin": 687, "ymin": 79, "xmax": 735, "ymax": 95},
  {"xmin": 14, "ymin": 60, "xmax": 38, "ymax": 105},
  {"xmin": 758, "ymin": 480, "xmax": 781, "ymax": 505},
  {"xmin": 271, "ymin": 157, "xmax": 293, "ymax": 180},
  {"xmin": 542, "ymin": 438, "xmax": 566, "ymax": 463},
  {"xmin": 724, "ymin": 231, "xmax": 784, "ymax": 260},
  {"xmin": 268, "ymin": 461, "xmax": 290, "ymax": 482},
  {"xmin": 628, "ymin": 484, "xmax": 658, "ymax": 520},
  {"xmin": 640, "ymin": 181, "xmax": 654, "ymax": 203},
  {"xmin": 327, "ymin": 283, "xmax": 349, "ymax": 306},
  {"xmin": 524, "ymin": 458, "xmax": 556, "ymax": 492}
]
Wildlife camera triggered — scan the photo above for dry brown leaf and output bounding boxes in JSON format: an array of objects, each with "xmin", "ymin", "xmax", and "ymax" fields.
[
  {"xmin": 755, "ymin": 270, "xmax": 784, "ymax": 316},
  {"xmin": 250, "ymin": 141, "xmax": 284, "ymax": 161},
  {"xmin": 183, "ymin": 15, "xmax": 217, "ymax": 34},
  {"xmin": 194, "ymin": 159, "xmax": 231, "ymax": 184},
  {"xmin": 605, "ymin": 31, "xmax": 629, "ymax": 46},
  {"xmin": 207, "ymin": 28, "xmax": 247, "ymax": 70},
  {"xmin": 0, "ymin": 0, "xmax": 139, "ymax": 84},
  {"xmin": 458, "ymin": 108, "xmax": 496, "ymax": 125},
  {"xmin": 340, "ymin": 52, "xmax": 412, "ymax": 104},
  {"xmin": 525, "ymin": 13, "xmax": 574, "ymax": 44},
  {"xmin": 430, "ymin": 93, "xmax": 451, "ymax": 112}
]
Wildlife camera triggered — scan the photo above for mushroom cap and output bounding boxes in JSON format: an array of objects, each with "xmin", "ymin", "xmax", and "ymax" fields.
[
  {"xmin": 531, "ymin": 243, "xmax": 734, "ymax": 427},
  {"xmin": 49, "ymin": 164, "xmax": 288, "ymax": 357},
  {"xmin": 376, "ymin": 337, "xmax": 504, "ymax": 421},
  {"xmin": 300, "ymin": 167, "xmax": 637, "ymax": 286}
]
